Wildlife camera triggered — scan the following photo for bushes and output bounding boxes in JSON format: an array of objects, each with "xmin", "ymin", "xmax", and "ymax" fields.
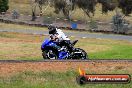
[
  {"xmin": 118, "ymin": 0, "xmax": 132, "ymax": 16},
  {"xmin": 0, "ymin": 0, "xmax": 9, "ymax": 13}
]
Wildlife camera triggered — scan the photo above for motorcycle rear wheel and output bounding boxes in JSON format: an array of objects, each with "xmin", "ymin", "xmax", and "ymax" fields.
[{"xmin": 72, "ymin": 48, "xmax": 88, "ymax": 60}]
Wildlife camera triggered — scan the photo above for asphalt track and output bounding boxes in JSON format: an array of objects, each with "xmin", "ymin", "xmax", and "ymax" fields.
[
  {"xmin": 0, "ymin": 60, "xmax": 132, "ymax": 63},
  {"xmin": 0, "ymin": 28, "xmax": 132, "ymax": 41}
]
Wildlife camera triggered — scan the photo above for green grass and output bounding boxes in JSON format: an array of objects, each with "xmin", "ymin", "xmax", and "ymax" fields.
[
  {"xmin": 0, "ymin": 22, "xmax": 93, "ymax": 34},
  {"xmin": 0, "ymin": 22, "xmax": 47, "ymax": 30},
  {"xmin": 90, "ymin": 45, "xmax": 132, "ymax": 59},
  {"xmin": 0, "ymin": 71, "xmax": 131, "ymax": 88},
  {"xmin": 77, "ymin": 38, "xmax": 132, "ymax": 59},
  {"xmin": 0, "ymin": 33, "xmax": 15, "ymax": 38},
  {"xmin": 0, "ymin": 32, "xmax": 132, "ymax": 60}
]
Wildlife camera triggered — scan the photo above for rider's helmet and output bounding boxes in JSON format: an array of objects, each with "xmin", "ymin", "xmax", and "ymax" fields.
[{"xmin": 48, "ymin": 25, "xmax": 57, "ymax": 34}]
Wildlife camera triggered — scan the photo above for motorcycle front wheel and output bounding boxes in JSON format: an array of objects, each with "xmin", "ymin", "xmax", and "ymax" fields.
[{"xmin": 42, "ymin": 50, "xmax": 58, "ymax": 60}]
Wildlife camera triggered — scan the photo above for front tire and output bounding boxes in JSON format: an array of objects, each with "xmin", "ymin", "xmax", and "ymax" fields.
[{"xmin": 42, "ymin": 50, "xmax": 58, "ymax": 60}]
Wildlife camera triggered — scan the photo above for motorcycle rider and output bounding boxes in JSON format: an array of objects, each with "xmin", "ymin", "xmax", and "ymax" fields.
[{"xmin": 48, "ymin": 25, "xmax": 74, "ymax": 52}]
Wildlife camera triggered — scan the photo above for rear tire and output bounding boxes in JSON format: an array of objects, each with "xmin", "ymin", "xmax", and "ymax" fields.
[{"xmin": 72, "ymin": 48, "xmax": 88, "ymax": 60}]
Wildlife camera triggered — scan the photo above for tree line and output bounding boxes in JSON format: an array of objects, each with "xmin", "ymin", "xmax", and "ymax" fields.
[
  {"xmin": 32, "ymin": 0, "xmax": 132, "ymax": 19},
  {"xmin": 0, "ymin": 0, "xmax": 132, "ymax": 18}
]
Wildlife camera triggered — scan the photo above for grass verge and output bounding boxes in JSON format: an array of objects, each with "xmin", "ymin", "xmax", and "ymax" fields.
[
  {"xmin": 0, "ymin": 22, "xmax": 92, "ymax": 34},
  {"xmin": 0, "ymin": 70, "xmax": 131, "ymax": 88},
  {"xmin": 0, "ymin": 32, "xmax": 132, "ymax": 59}
]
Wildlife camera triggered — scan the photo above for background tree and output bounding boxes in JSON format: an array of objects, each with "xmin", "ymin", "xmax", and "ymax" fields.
[
  {"xmin": 0, "ymin": 0, "xmax": 9, "ymax": 13},
  {"xmin": 30, "ymin": 0, "xmax": 37, "ymax": 21},
  {"xmin": 75, "ymin": 0, "xmax": 97, "ymax": 17},
  {"xmin": 118, "ymin": 0, "xmax": 132, "ymax": 16},
  {"xmin": 35, "ymin": 0, "xmax": 48, "ymax": 16},
  {"xmin": 53, "ymin": 0, "xmax": 73, "ymax": 19},
  {"xmin": 98, "ymin": 0, "xmax": 117, "ymax": 14}
]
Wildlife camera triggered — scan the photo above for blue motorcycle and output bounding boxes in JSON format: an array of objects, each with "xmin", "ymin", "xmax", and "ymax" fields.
[{"xmin": 41, "ymin": 39, "xmax": 88, "ymax": 60}]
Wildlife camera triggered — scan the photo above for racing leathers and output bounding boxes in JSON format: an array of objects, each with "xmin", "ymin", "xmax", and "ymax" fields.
[{"xmin": 50, "ymin": 28, "xmax": 74, "ymax": 52}]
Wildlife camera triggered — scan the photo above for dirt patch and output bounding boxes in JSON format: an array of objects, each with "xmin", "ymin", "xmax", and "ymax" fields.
[
  {"xmin": 0, "ymin": 61, "xmax": 132, "ymax": 77},
  {"xmin": 0, "ymin": 42, "xmax": 42, "ymax": 59},
  {"xmin": 0, "ymin": 32, "xmax": 44, "ymax": 43}
]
